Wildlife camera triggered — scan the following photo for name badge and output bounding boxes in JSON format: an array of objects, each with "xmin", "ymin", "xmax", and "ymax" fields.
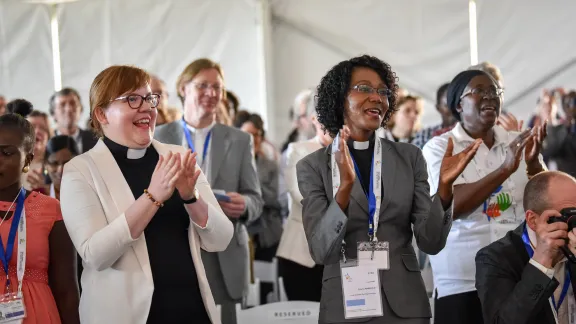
[
  {"xmin": 340, "ymin": 260, "xmax": 383, "ymax": 319},
  {"xmin": 0, "ymin": 293, "xmax": 25, "ymax": 323},
  {"xmin": 357, "ymin": 241, "xmax": 389, "ymax": 270}
]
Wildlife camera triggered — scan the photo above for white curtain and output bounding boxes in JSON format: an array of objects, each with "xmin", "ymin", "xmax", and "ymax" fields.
[
  {"xmin": 0, "ymin": 1, "xmax": 53, "ymax": 111},
  {"xmin": 1, "ymin": 0, "xmax": 574, "ymax": 143},
  {"xmin": 58, "ymin": 0, "xmax": 262, "ymax": 124}
]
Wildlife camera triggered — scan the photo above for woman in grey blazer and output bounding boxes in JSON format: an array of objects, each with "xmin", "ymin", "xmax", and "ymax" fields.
[{"xmin": 296, "ymin": 55, "xmax": 481, "ymax": 324}]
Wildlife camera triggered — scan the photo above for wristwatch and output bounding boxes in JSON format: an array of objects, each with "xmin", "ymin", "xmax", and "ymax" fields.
[{"xmin": 181, "ymin": 188, "xmax": 199, "ymax": 204}]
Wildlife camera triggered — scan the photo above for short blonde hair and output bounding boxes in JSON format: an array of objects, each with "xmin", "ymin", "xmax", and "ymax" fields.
[
  {"xmin": 176, "ymin": 58, "xmax": 225, "ymax": 104},
  {"xmin": 388, "ymin": 95, "xmax": 424, "ymax": 130},
  {"xmin": 89, "ymin": 65, "xmax": 151, "ymax": 136}
]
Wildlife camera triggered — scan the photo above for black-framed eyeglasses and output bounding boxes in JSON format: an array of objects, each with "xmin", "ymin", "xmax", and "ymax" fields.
[
  {"xmin": 192, "ymin": 82, "xmax": 225, "ymax": 93},
  {"xmin": 111, "ymin": 94, "xmax": 160, "ymax": 109},
  {"xmin": 352, "ymin": 84, "xmax": 392, "ymax": 98},
  {"xmin": 460, "ymin": 87, "xmax": 504, "ymax": 99}
]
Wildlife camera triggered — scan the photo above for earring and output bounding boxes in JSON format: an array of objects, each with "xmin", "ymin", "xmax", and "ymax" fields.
[{"xmin": 22, "ymin": 166, "xmax": 29, "ymax": 173}]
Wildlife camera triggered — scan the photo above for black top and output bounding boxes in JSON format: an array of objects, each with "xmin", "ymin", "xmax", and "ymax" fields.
[
  {"xmin": 103, "ymin": 138, "xmax": 210, "ymax": 324},
  {"xmin": 347, "ymin": 136, "xmax": 375, "ymax": 195}
]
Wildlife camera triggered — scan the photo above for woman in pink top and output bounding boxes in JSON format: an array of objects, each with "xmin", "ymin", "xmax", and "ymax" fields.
[{"xmin": 0, "ymin": 99, "xmax": 79, "ymax": 323}]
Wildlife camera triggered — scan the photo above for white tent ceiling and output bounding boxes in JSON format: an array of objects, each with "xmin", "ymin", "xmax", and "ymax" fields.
[{"xmin": 0, "ymin": 0, "xmax": 574, "ymax": 144}]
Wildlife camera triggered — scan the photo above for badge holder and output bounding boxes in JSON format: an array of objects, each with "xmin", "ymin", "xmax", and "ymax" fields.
[
  {"xmin": 340, "ymin": 252, "xmax": 383, "ymax": 319},
  {"xmin": 357, "ymin": 241, "xmax": 390, "ymax": 270},
  {"xmin": 0, "ymin": 281, "xmax": 25, "ymax": 323}
]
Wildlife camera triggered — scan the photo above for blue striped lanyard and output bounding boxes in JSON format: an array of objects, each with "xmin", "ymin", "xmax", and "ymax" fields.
[
  {"xmin": 181, "ymin": 119, "xmax": 211, "ymax": 166},
  {"xmin": 0, "ymin": 187, "xmax": 25, "ymax": 288},
  {"xmin": 350, "ymin": 156, "xmax": 376, "ymax": 238}
]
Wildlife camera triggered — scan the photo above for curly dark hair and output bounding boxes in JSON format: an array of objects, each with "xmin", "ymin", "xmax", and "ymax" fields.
[{"xmin": 315, "ymin": 55, "xmax": 399, "ymax": 137}]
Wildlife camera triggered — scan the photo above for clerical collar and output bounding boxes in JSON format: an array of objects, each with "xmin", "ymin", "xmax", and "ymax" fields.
[
  {"xmin": 103, "ymin": 137, "xmax": 148, "ymax": 160},
  {"xmin": 186, "ymin": 120, "xmax": 216, "ymax": 134},
  {"xmin": 347, "ymin": 133, "xmax": 375, "ymax": 151}
]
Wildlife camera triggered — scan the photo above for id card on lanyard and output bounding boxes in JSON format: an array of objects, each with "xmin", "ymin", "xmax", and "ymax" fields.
[
  {"xmin": 0, "ymin": 188, "xmax": 27, "ymax": 323},
  {"xmin": 332, "ymin": 129, "xmax": 386, "ymax": 319},
  {"xmin": 181, "ymin": 119, "xmax": 211, "ymax": 168},
  {"xmin": 521, "ymin": 224, "xmax": 575, "ymax": 324}
]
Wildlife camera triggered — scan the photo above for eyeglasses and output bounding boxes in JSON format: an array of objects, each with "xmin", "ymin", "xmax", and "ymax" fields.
[
  {"xmin": 352, "ymin": 84, "xmax": 392, "ymax": 98},
  {"xmin": 192, "ymin": 82, "xmax": 224, "ymax": 93},
  {"xmin": 460, "ymin": 88, "xmax": 504, "ymax": 99},
  {"xmin": 111, "ymin": 94, "xmax": 160, "ymax": 109}
]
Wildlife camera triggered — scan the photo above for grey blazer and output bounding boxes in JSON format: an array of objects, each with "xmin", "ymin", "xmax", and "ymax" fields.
[
  {"xmin": 248, "ymin": 155, "xmax": 283, "ymax": 248},
  {"xmin": 297, "ymin": 139, "xmax": 453, "ymax": 323},
  {"xmin": 154, "ymin": 121, "xmax": 264, "ymax": 300}
]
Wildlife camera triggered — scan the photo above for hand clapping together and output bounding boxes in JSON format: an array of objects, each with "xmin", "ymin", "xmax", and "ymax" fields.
[{"xmin": 147, "ymin": 150, "xmax": 201, "ymax": 205}]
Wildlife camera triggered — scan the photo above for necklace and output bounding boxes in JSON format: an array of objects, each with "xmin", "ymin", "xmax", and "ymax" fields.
[{"xmin": 0, "ymin": 189, "xmax": 23, "ymax": 228}]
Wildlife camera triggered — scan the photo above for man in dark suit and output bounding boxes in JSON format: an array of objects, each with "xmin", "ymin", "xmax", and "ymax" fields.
[
  {"xmin": 476, "ymin": 171, "xmax": 576, "ymax": 324},
  {"xmin": 50, "ymin": 88, "xmax": 98, "ymax": 153}
]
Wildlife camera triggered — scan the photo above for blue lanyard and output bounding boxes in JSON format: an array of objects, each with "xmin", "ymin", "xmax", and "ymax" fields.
[
  {"xmin": 181, "ymin": 119, "xmax": 211, "ymax": 166},
  {"xmin": 521, "ymin": 224, "xmax": 571, "ymax": 312},
  {"xmin": 350, "ymin": 156, "xmax": 377, "ymax": 237},
  {"xmin": 0, "ymin": 188, "xmax": 25, "ymax": 287}
]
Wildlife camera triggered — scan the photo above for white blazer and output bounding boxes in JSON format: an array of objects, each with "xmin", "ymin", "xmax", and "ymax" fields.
[
  {"xmin": 275, "ymin": 137, "xmax": 322, "ymax": 268},
  {"xmin": 60, "ymin": 139, "xmax": 233, "ymax": 324}
]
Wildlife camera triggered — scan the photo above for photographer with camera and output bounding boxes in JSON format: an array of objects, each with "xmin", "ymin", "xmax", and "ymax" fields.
[{"xmin": 475, "ymin": 171, "xmax": 576, "ymax": 324}]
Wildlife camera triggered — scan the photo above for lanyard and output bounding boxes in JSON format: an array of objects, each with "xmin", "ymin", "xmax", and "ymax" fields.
[
  {"xmin": 522, "ymin": 224, "xmax": 571, "ymax": 315},
  {"xmin": 331, "ymin": 129, "xmax": 382, "ymax": 241},
  {"xmin": 181, "ymin": 119, "xmax": 211, "ymax": 167},
  {"xmin": 351, "ymin": 156, "xmax": 377, "ymax": 238},
  {"xmin": 0, "ymin": 187, "xmax": 27, "ymax": 297}
]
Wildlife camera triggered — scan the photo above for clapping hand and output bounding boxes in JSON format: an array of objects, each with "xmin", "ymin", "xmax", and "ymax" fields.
[
  {"xmin": 175, "ymin": 150, "xmax": 202, "ymax": 201},
  {"xmin": 500, "ymin": 129, "xmax": 533, "ymax": 174},
  {"xmin": 335, "ymin": 126, "xmax": 355, "ymax": 186},
  {"xmin": 497, "ymin": 112, "xmax": 523, "ymax": 132},
  {"xmin": 525, "ymin": 123, "xmax": 547, "ymax": 167},
  {"xmin": 439, "ymin": 137, "xmax": 481, "ymax": 186},
  {"xmin": 27, "ymin": 168, "xmax": 49, "ymax": 193},
  {"xmin": 147, "ymin": 152, "xmax": 182, "ymax": 203}
]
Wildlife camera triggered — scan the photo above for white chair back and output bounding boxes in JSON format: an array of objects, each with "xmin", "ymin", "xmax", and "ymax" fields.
[
  {"xmin": 254, "ymin": 258, "xmax": 279, "ymax": 302},
  {"xmin": 235, "ymin": 301, "xmax": 320, "ymax": 324},
  {"xmin": 244, "ymin": 278, "xmax": 261, "ymax": 307},
  {"xmin": 278, "ymin": 276, "xmax": 288, "ymax": 301}
]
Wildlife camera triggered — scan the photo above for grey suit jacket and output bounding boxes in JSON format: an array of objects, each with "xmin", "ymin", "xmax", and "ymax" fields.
[
  {"xmin": 297, "ymin": 139, "xmax": 453, "ymax": 323},
  {"xmin": 154, "ymin": 121, "xmax": 264, "ymax": 299},
  {"xmin": 248, "ymin": 155, "xmax": 283, "ymax": 248}
]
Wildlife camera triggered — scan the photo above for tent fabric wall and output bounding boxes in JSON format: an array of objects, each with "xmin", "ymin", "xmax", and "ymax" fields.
[
  {"xmin": 476, "ymin": 0, "xmax": 576, "ymax": 122},
  {"xmin": 1, "ymin": 0, "xmax": 574, "ymax": 144},
  {"xmin": 58, "ymin": 0, "xmax": 262, "ymax": 125},
  {"xmin": 270, "ymin": 0, "xmax": 471, "ymax": 142},
  {"xmin": 0, "ymin": 1, "xmax": 53, "ymax": 111}
]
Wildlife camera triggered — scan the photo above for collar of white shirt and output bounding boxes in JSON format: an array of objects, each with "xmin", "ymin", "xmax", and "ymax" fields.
[
  {"xmin": 186, "ymin": 120, "xmax": 216, "ymax": 135},
  {"xmin": 451, "ymin": 122, "xmax": 511, "ymax": 147}
]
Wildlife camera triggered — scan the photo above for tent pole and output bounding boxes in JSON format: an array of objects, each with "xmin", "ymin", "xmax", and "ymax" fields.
[
  {"xmin": 50, "ymin": 3, "xmax": 62, "ymax": 91},
  {"xmin": 256, "ymin": 0, "xmax": 275, "ymax": 142},
  {"xmin": 468, "ymin": 0, "xmax": 478, "ymax": 65}
]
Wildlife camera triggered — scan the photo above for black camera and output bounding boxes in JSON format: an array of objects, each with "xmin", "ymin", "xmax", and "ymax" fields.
[
  {"xmin": 548, "ymin": 207, "xmax": 576, "ymax": 263},
  {"xmin": 548, "ymin": 207, "xmax": 576, "ymax": 231}
]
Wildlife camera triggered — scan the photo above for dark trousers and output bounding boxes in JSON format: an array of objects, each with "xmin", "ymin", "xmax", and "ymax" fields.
[
  {"xmin": 278, "ymin": 257, "xmax": 323, "ymax": 302},
  {"xmin": 434, "ymin": 290, "xmax": 483, "ymax": 324}
]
